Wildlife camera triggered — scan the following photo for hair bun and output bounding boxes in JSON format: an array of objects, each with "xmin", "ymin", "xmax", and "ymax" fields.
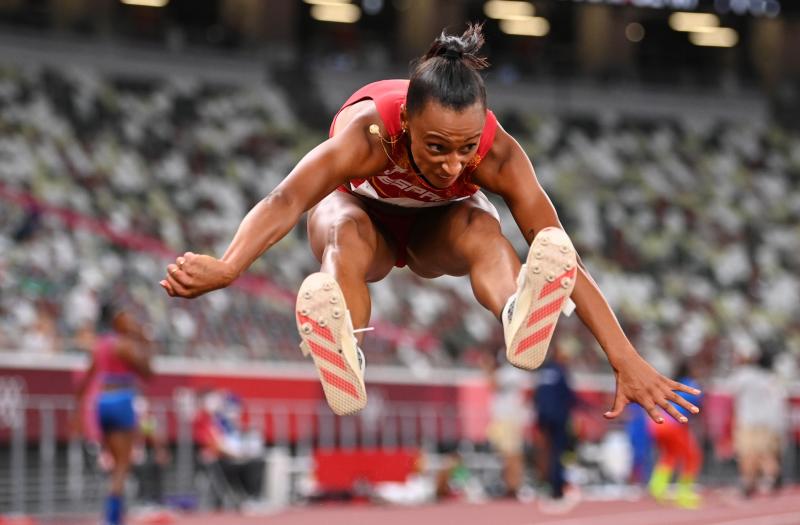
[
  {"xmin": 441, "ymin": 47, "xmax": 463, "ymax": 60},
  {"xmin": 422, "ymin": 23, "xmax": 489, "ymax": 71},
  {"xmin": 407, "ymin": 22, "xmax": 489, "ymax": 116}
]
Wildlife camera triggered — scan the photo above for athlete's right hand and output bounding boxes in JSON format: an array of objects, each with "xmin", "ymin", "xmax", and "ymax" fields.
[{"xmin": 160, "ymin": 252, "xmax": 236, "ymax": 298}]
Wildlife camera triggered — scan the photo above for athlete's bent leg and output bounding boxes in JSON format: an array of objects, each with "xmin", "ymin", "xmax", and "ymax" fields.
[
  {"xmin": 303, "ymin": 191, "xmax": 395, "ymax": 415},
  {"xmin": 308, "ymin": 191, "xmax": 395, "ymax": 339},
  {"xmin": 407, "ymin": 192, "xmax": 576, "ymax": 370}
]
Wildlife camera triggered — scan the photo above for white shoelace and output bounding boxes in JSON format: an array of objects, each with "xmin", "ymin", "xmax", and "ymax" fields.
[{"xmin": 352, "ymin": 327, "xmax": 372, "ymax": 372}]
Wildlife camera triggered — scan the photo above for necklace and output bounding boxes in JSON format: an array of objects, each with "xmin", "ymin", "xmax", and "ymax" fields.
[
  {"xmin": 369, "ymin": 124, "xmax": 407, "ymax": 172},
  {"xmin": 368, "ymin": 123, "xmax": 442, "ymax": 190}
]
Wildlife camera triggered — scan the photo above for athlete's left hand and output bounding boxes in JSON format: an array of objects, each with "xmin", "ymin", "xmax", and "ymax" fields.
[{"xmin": 603, "ymin": 350, "xmax": 700, "ymax": 424}]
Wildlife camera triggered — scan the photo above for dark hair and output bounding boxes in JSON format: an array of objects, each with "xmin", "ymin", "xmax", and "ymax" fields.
[
  {"xmin": 98, "ymin": 297, "xmax": 129, "ymax": 333},
  {"xmin": 98, "ymin": 300, "xmax": 118, "ymax": 332},
  {"xmin": 407, "ymin": 23, "xmax": 489, "ymax": 117},
  {"xmin": 756, "ymin": 350, "xmax": 775, "ymax": 370},
  {"xmin": 675, "ymin": 359, "xmax": 691, "ymax": 379}
]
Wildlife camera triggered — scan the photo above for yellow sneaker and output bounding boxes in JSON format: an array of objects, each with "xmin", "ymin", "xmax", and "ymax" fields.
[
  {"xmin": 504, "ymin": 227, "xmax": 577, "ymax": 370},
  {"xmin": 676, "ymin": 481, "xmax": 701, "ymax": 509},
  {"xmin": 648, "ymin": 465, "xmax": 671, "ymax": 503},
  {"xmin": 296, "ymin": 272, "xmax": 367, "ymax": 416}
]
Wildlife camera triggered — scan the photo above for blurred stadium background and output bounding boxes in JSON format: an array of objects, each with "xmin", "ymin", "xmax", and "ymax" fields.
[{"xmin": 0, "ymin": 0, "xmax": 799, "ymax": 523}]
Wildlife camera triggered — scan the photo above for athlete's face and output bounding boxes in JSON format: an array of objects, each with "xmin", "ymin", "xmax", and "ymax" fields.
[
  {"xmin": 403, "ymin": 101, "xmax": 485, "ymax": 189},
  {"xmin": 112, "ymin": 311, "xmax": 139, "ymax": 337}
]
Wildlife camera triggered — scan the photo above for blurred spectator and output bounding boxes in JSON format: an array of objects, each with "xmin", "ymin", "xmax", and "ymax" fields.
[
  {"xmin": 727, "ymin": 348, "xmax": 788, "ymax": 498},
  {"xmin": 133, "ymin": 396, "xmax": 171, "ymax": 506},
  {"xmin": 23, "ymin": 301, "xmax": 61, "ymax": 353},
  {"xmin": 626, "ymin": 404, "xmax": 654, "ymax": 486},
  {"xmin": 371, "ymin": 453, "xmax": 435, "ymax": 506},
  {"xmin": 533, "ymin": 343, "xmax": 576, "ymax": 500},
  {"xmin": 647, "ymin": 360, "xmax": 703, "ymax": 509},
  {"xmin": 481, "ymin": 350, "xmax": 529, "ymax": 499},
  {"xmin": 434, "ymin": 451, "xmax": 481, "ymax": 502},
  {"xmin": 193, "ymin": 389, "xmax": 265, "ymax": 508}
]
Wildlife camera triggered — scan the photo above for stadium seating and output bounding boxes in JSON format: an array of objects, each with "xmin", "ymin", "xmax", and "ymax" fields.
[{"xmin": 1, "ymin": 65, "xmax": 798, "ymax": 376}]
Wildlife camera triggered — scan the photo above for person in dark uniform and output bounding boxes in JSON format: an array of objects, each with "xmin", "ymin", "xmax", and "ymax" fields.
[{"xmin": 534, "ymin": 344, "xmax": 576, "ymax": 500}]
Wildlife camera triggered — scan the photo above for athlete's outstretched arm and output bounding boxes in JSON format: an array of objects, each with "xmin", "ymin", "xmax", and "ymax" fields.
[
  {"xmin": 161, "ymin": 117, "xmax": 386, "ymax": 298},
  {"xmin": 477, "ymin": 126, "xmax": 700, "ymax": 425}
]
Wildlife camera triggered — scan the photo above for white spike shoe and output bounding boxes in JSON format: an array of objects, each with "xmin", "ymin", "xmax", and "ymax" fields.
[
  {"xmin": 296, "ymin": 272, "xmax": 367, "ymax": 416},
  {"xmin": 503, "ymin": 227, "xmax": 577, "ymax": 370}
]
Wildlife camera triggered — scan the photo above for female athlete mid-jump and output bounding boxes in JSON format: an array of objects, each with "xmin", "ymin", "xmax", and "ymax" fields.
[{"xmin": 161, "ymin": 24, "xmax": 700, "ymax": 422}]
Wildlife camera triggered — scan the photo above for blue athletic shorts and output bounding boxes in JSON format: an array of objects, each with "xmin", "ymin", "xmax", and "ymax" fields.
[{"xmin": 96, "ymin": 389, "xmax": 137, "ymax": 433}]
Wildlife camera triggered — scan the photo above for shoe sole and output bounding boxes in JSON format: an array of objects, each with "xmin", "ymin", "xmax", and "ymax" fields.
[
  {"xmin": 506, "ymin": 227, "xmax": 577, "ymax": 370},
  {"xmin": 296, "ymin": 272, "xmax": 367, "ymax": 416}
]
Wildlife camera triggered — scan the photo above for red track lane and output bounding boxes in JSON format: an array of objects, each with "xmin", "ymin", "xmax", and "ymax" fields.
[{"xmin": 39, "ymin": 487, "xmax": 800, "ymax": 525}]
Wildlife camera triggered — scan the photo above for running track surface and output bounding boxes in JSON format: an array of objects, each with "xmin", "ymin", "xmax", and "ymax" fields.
[{"xmin": 34, "ymin": 487, "xmax": 800, "ymax": 525}]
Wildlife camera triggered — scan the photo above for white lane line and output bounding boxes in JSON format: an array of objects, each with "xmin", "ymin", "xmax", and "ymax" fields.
[
  {"xmin": 524, "ymin": 507, "xmax": 699, "ymax": 525},
  {"xmin": 523, "ymin": 501, "xmax": 800, "ymax": 525},
  {"xmin": 710, "ymin": 512, "xmax": 800, "ymax": 525}
]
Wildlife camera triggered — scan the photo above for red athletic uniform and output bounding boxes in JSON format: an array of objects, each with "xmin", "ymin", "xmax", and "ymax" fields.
[
  {"xmin": 330, "ymin": 79, "xmax": 498, "ymax": 266},
  {"xmin": 648, "ymin": 417, "xmax": 702, "ymax": 479},
  {"xmin": 94, "ymin": 334, "xmax": 137, "ymax": 385}
]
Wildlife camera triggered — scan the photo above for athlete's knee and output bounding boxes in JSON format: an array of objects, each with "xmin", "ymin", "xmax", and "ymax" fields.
[
  {"xmin": 458, "ymin": 209, "xmax": 507, "ymax": 256},
  {"xmin": 464, "ymin": 208, "xmax": 501, "ymax": 235},
  {"xmin": 321, "ymin": 216, "xmax": 380, "ymax": 277},
  {"xmin": 324, "ymin": 214, "xmax": 373, "ymax": 251}
]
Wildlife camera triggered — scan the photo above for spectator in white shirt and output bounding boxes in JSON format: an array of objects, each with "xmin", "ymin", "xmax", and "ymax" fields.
[{"xmin": 727, "ymin": 348, "xmax": 788, "ymax": 497}]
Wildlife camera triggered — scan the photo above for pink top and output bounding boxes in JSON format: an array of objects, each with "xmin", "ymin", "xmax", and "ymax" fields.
[{"xmin": 94, "ymin": 334, "xmax": 137, "ymax": 385}]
